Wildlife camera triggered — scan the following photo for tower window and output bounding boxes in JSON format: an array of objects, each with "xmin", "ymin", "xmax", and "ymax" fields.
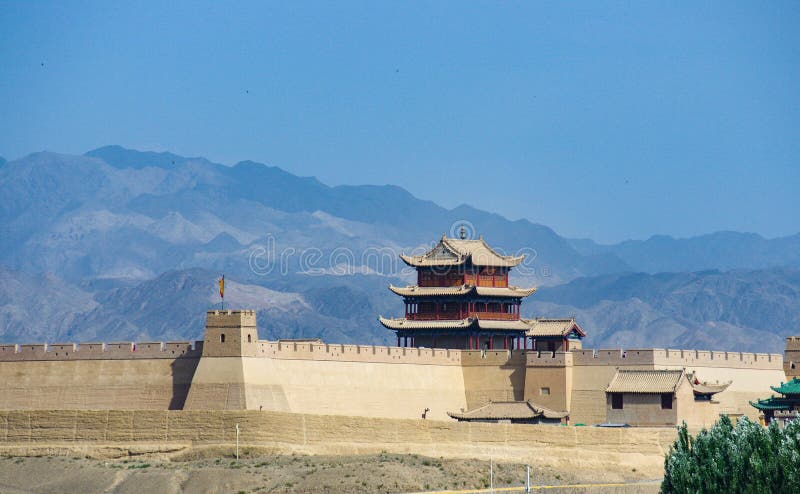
[
  {"xmin": 661, "ymin": 393, "xmax": 673, "ymax": 410},
  {"xmin": 247, "ymin": 334, "xmax": 252, "ymax": 343},
  {"xmin": 220, "ymin": 334, "xmax": 226, "ymax": 343},
  {"xmin": 611, "ymin": 393, "xmax": 623, "ymax": 409}
]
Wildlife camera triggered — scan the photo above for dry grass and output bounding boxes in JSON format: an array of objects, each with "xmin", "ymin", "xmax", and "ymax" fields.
[{"xmin": 0, "ymin": 451, "xmax": 658, "ymax": 494}]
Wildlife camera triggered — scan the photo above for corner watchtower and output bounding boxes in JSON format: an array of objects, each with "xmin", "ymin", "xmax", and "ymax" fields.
[{"xmin": 202, "ymin": 309, "xmax": 259, "ymax": 357}]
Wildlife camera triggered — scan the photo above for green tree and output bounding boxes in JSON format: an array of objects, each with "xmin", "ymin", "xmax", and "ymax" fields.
[{"xmin": 662, "ymin": 416, "xmax": 800, "ymax": 493}]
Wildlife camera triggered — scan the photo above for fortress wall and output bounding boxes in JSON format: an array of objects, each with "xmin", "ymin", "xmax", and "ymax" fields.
[
  {"xmin": 525, "ymin": 352, "xmax": 574, "ymax": 413},
  {"xmin": 0, "ymin": 341, "xmax": 202, "ymax": 361},
  {"xmin": 0, "ymin": 357, "xmax": 200, "ymax": 411},
  {"xmin": 190, "ymin": 339, "xmax": 470, "ymax": 420},
  {"xmin": 242, "ymin": 355, "xmax": 468, "ymax": 421},
  {"xmin": 0, "ymin": 410, "xmax": 678, "ymax": 479},
  {"xmin": 460, "ymin": 350, "xmax": 526, "ymax": 408}
]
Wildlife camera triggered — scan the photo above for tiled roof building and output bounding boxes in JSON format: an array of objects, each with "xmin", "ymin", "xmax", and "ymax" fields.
[
  {"xmin": 751, "ymin": 377, "xmax": 800, "ymax": 425},
  {"xmin": 379, "ymin": 230, "xmax": 584, "ymax": 350},
  {"xmin": 447, "ymin": 400, "xmax": 568, "ymax": 424}
]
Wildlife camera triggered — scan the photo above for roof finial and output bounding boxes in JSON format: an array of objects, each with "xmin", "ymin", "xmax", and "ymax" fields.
[{"xmin": 460, "ymin": 225, "xmax": 466, "ymax": 240}]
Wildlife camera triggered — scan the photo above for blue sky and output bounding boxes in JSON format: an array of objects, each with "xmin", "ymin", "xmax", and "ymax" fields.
[{"xmin": 1, "ymin": 1, "xmax": 798, "ymax": 243}]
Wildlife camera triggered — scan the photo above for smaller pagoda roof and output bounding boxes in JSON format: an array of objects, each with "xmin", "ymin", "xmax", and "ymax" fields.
[
  {"xmin": 770, "ymin": 377, "xmax": 800, "ymax": 396},
  {"xmin": 388, "ymin": 284, "xmax": 537, "ymax": 298},
  {"xmin": 526, "ymin": 318, "xmax": 586, "ymax": 338},
  {"xmin": 378, "ymin": 317, "xmax": 472, "ymax": 330},
  {"xmin": 447, "ymin": 400, "xmax": 569, "ymax": 421},
  {"xmin": 606, "ymin": 370, "xmax": 684, "ymax": 394},
  {"xmin": 686, "ymin": 373, "xmax": 732, "ymax": 396},
  {"xmin": 478, "ymin": 319, "xmax": 533, "ymax": 331},
  {"xmin": 475, "ymin": 286, "xmax": 537, "ymax": 297},
  {"xmin": 388, "ymin": 285, "xmax": 472, "ymax": 297},
  {"xmin": 750, "ymin": 396, "xmax": 798, "ymax": 411},
  {"xmin": 377, "ymin": 316, "xmax": 531, "ymax": 332},
  {"xmin": 400, "ymin": 235, "xmax": 524, "ymax": 268}
]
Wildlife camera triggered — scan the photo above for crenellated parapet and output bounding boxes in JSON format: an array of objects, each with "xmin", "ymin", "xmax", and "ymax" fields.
[
  {"xmin": 257, "ymin": 340, "xmax": 462, "ymax": 365},
  {"xmin": 526, "ymin": 350, "xmax": 573, "ymax": 367},
  {"xmin": 571, "ymin": 348, "xmax": 783, "ymax": 370},
  {"xmin": 0, "ymin": 340, "xmax": 202, "ymax": 361}
]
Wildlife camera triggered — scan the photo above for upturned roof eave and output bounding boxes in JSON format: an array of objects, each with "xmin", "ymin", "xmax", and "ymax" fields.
[{"xmin": 387, "ymin": 284, "xmax": 537, "ymax": 298}]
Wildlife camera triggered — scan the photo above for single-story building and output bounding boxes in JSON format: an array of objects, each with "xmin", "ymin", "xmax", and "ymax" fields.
[{"xmin": 605, "ymin": 369, "xmax": 730, "ymax": 427}]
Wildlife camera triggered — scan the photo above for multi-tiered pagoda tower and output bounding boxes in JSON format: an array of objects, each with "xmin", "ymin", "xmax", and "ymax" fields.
[{"xmin": 379, "ymin": 230, "xmax": 585, "ymax": 350}]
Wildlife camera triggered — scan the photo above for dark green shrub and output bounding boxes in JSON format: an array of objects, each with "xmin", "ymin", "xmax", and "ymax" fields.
[{"xmin": 662, "ymin": 416, "xmax": 800, "ymax": 493}]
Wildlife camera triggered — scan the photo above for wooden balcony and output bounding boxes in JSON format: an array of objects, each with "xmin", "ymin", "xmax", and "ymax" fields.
[{"xmin": 406, "ymin": 311, "xmax": 518, "ymax": 321}]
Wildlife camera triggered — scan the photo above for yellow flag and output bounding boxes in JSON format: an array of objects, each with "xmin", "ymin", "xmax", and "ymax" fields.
[{"xmin": 219, "ymin": 275, "xmax": 225, "ymax": 299}]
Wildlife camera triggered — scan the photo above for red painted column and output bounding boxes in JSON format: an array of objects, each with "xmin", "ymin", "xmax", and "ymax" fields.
[
  {"xmin": 503, "ymin": 337, "xmax": 508, "ymax": 350},
  {"xmin": 488, "ymin": 337, "xmax": 493, "ymax": 350}
]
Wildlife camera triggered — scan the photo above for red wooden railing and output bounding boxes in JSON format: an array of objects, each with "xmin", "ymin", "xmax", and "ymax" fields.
[{"xmin": 406, "ymin": 311, "xmax": 518, "ymax": 321}]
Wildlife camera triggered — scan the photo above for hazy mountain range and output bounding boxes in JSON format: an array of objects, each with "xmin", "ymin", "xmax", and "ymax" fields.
[{"xmin": 0, "ymin": 146, "xmax": 798, "ymax": 352}]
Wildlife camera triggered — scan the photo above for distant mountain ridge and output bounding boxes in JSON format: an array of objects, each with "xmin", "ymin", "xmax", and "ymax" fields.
[
  {"xmin": 570, "ymin": 232, "xmax": 800, "ymax": 274},
  {"xmin": 0, "ymin": 145, "xmax": 798, "ymax": 353},
  {"xmin": 529, "ymin": 267, "xmax": 800, "ymax": 352}
]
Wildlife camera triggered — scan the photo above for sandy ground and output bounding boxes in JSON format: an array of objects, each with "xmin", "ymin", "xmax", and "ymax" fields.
[{"xmin": 0, "ymin": 451, "xmax": 660, "ymax": 494}]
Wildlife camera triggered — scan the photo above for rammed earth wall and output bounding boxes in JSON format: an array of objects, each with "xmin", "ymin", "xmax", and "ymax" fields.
[{"xmin": 0, "ymin": 409, "xmax": 678, "ymax": 480}]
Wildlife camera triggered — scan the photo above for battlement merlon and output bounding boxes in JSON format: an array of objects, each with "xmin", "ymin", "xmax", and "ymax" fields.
[{"xmin": 786, "ymin": 336, "xmax": 800, "ymax": 352}]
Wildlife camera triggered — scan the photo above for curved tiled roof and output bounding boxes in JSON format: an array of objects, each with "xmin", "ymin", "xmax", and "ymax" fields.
[
  {"xmin": 750, "ymin": 396, "xmax": 797, "ymax": 411},
  {"xmin": 477, "ymin": 319, "xmax": 532, "ymax": 331},
  {"xmin": 447, "ymin": 400, "xmax": 568, "ymax": 421},
  {"xmin": 377, "ymin": 316, "xmax": 531, "ymax": 331},
  {"xmin": 770, "ymin": 377, "xmax": 800, "ymax": 396},
  {"xmin": 388, "ymin": 285, "xmax": 473, "ymax": 297},
  {"xmin": 606, "ymin": 370, "xmax": 684, "ymax": 393},
  {"xmin": 525, "ymin": 318, "xmax": 586, "ymax": 338},
  {"xmin": 474, "ymin": 286, "xmax": 537, "ymax": 297},
  {"xmin": 401, "ymin": 235, "xmax": 524, "ymax": 268},
  {"xmin": 377, "ymin": 317, "xmax": 473, "ymax": 330},
  {"xmin": 388, "ymin": 285, "xmax": 537, "ymax": 298},
  {"xmin": 686, "ymin": 373, "xmax": 732, "ymax": 395}
]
